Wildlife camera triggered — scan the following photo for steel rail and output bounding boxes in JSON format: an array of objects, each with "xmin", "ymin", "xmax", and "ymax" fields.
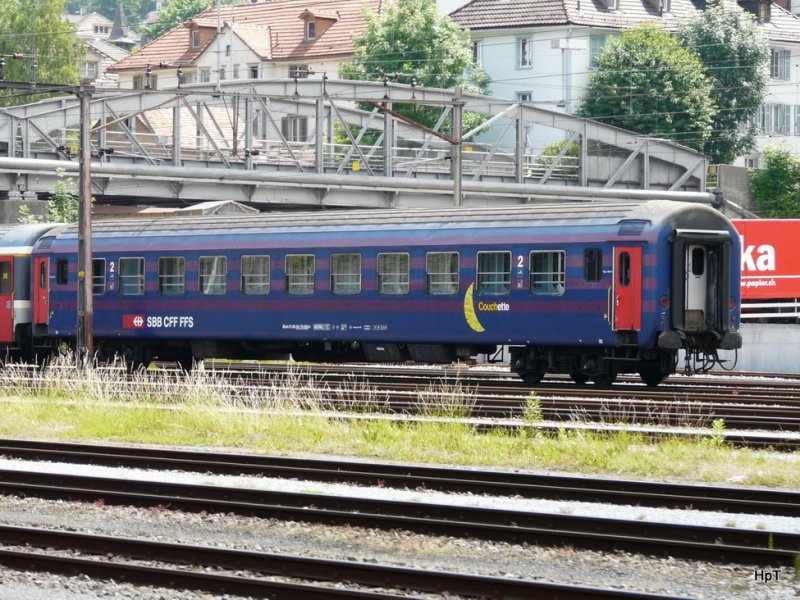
[
  {"xmin": 0, "ymin": 439, "xmax": 797, "ymax": 517},
  {"xmin": 0, "ymin": 525, "xmax": 676, "ymax": 600},
  {"xmin": 0, "ymin": 468, "xmax": 796, "ymax": 566}
]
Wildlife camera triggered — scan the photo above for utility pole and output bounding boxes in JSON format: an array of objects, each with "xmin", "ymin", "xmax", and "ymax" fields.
[
  {"xmin": 0, "ymin": 76, "xmax": 94, "ymax": 369},
  {"xmin": 76, "ymin": 84, "xmax": 94, "ymax": 367}
]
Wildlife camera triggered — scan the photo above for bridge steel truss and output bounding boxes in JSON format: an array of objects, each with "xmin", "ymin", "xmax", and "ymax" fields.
[{"xmin": 0, "ymin": 79, "xmax": 715, "ymax": 208}]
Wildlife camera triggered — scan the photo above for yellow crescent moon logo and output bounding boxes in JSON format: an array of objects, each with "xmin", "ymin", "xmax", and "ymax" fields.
[{"xmin": 463, "ymin": 283, "xmax": 485, "ymax": 333}]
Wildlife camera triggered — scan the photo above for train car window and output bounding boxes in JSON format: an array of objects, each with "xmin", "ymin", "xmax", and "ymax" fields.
[
  {"xmin": 0, "ymin": 262, "xmax": 10, "ymax": 295},
  {"xmin": 331, "ymin": 253, "xmax": 361, "ymax": 295},
  {"xmin": 691, "ymin": 247, "xmax": 705, "ymax": 276},
  {"xmin": 426, "ymin": 252, "xmax": 459, "ymax": 295},
  {"xmin": 477, "ymin": 251, "xmax": 511, "ymax": 295},
  {"xmin": 241, "ymin": 255, "xmax": 270, "ymax": 295},
  {"xmin": 286, "ymin": 254, "xmax": 315, "ymax": 295},
  {"xmin": 158, "ymin": 256, "xmax": 185, "ymax": 296},
  {"xmin": 56, "ymin": 259, "xmax": 69, "ymax": 285},
  {"xmin": 530, "ymin": 251, "xmax": 566, "ymax": 295},
  {"xmin": 92, "ymin": 258, "xmax": 106, "ymax": 295},
  {"xmin": 119, "ymin": 257, "xmax": 145, "ymax": 295},
  {"xmin": 377, "ymin": 252, "xmax": 409, "ymax": 295},
  {"xmin": 618, "ymin": 252, "xmax": 631, "ymax": 286},
  {"xmin": 584, "ymin": 249, "xmax": 602, "ymax": 282},
  {"xmin": 199, "ymin": 256, "xmax": 227, "ymax": 295}
]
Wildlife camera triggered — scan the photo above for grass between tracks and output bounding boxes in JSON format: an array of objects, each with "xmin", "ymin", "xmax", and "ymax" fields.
[{"xmin": 0, "ymin": 357, "xmax": 796, "ymax": 489}]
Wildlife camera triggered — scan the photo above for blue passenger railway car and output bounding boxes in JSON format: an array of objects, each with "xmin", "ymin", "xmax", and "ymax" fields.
[{"xmin": 20, "ymin": 200, "xmax": 742, "ymax": 386}]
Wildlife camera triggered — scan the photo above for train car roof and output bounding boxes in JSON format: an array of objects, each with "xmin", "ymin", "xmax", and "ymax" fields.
[
  {"xmin": 0, "ymin": 223, "xmax": 60, "ymax": 250},
  {"xmin": 49, "ymin": 200, "xmax": 730, "ymax": 240}
]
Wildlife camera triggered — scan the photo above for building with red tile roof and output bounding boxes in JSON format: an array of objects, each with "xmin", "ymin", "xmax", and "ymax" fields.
[{"xmin": 108, "ymin": 0, "xmax": 382, "ymax": 90}]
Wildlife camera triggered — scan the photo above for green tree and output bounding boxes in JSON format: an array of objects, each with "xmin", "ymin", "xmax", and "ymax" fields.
[
  {"xmin": 750, "ymin": 146, "xmax": 800, "ymax": 217},
  {"xmin": 0, "ymin": 0, "xmax": 81, "ymax": 105},
  {"xmin": 678, "ymin": 1, "xmax": 770, "ymax": 164},
  {"xmin": 143, "ymin": 0, "xmax": 212, "ymax": 43},
  {"xmin": 19, "ymin": 169, "xmax": 81, "ymax": 223},
  {"xmin": 576, "ymin": 22, "xmax": 716, "ymax": 153},
  {"xmin": 340, "ymin": 0, "xmax": 489, "ymax": 133}
]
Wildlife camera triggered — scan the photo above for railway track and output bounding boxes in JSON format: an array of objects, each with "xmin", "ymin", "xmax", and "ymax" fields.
[
  {"xmin": 0, "ymin": 441, "xmax": 797, "ymax": 566},
  {"xmin": 4, "ymin": 524, "xmax": 656, "ymax": 600},
  {"xmin": 0, "ymin": 439, "xmax": 797, "ymax": 517}
]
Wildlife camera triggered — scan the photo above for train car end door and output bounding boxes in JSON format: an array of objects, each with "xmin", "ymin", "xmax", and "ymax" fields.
[
  {"xmin": 33, "ymin": 257, "xmax": 49, "ymax": 326},
  {"xmin": 0, "ymin": 257, "xmax": 13, "ymax": 343},
  {"xmin": 613, "ymin": 246, "xmax": 642, "ymax": 331}
]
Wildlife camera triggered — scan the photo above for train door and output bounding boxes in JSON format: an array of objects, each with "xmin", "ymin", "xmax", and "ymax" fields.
[
  {"xmin": 684, "ymin": 245, "xmax": 708, "ymax": 331},
  {"xmin": 0, "ymin": 257, "xmax": 13, "ymax": 343},
  {"xmin": 613, "ymin": 246, "xmax": 642, "ymax": 331},
  {"xmin": 33, "ymin": 257, "xmax": 49, "ymax": 326}
]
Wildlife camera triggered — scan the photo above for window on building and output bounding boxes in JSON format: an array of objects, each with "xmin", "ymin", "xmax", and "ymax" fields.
[
  {"xmin": 119, "ymin": 257, "xmax": 144, "ymax": 295},
  {"xmin": 377, "ymin": 253, "xmax": 409, "ymax": 295},
  {"xmin": 82, "ymin": 61, "xmax": 98, "ymax": 80},
  {"xmin": 191, "ymin": 30, "xmax": 201, "ymax": 48},
  {"xmin": 660, "ymin": 0, "xmax": 671, "ymax": 13},
  {"xmin": 471, "ymin": 40, "xmax": 482, "ymax": 65},
  {"xmin": 584, "ymin": 249, "xmax": 603, "ymax": 282},
  {"xmin": 285, "ymin": 254, "xmax": 314, "ymax": 295},
  {"xmin": 233, "ymin": 64, "xmax": 239, "ymax": 79},
  {"xmin": 56, "ymin": 259, "xmax": 69, "ymax": 285},
  {"xmin": 219, "ymin": 66, "xmax": 226, "ymax": 81},
  {"xmin": 330, "ymin": 253, "xmax": 361, "ymax": 295},
  {"xmin": 590, "ymin": 35, "xmax": 608, "ymax": 67},
  {"xmin": 477, "ymin": 251, "xmax": 511, "ymax": 295},
  {"xmin": 92, "ymin": 258, "xmax": 106, "ymax": 295},
  {"xmin": 225, "ymin": 44, "xmax": 231, "ymax": 56},
  {"xmin": 288, "ymin": 64, "xmax": 309, "ymax": 79},
  {"xmin": 281, "ymin": 116, "xmax": 308, "ymax": 142},
  {"xmin": 518, "ymin": 37, "xmax": 532, "ymax": 68},
  {"xmin": 199, "ymin": 256, "xmax": 227, "ymax": 295},
  {"xmin": 241, "ymin": 255, "xmax": 270, "ymax": 295},
  {"xmin": 158, "ymin": 256, "xmax": 185, "ymax": 296},
  {"xmin": 530, "ymin": 250, "xmax": 565, "ymax": 295},
  {"xmin": 133, "ymin": 75, "xmax": 144, "ymax": 90},
  {"xmin": 200, "ymin": 68, "xmax": 211, "ymax": 83},
  {"xmin": 249, "ymin": 65, "xmax": 259, "ymax": 79},
  {"xmin": 606, "ymin": 0, "xmax": 618, "ymax": 9},
  {"xmin": 426, "ymin": 252, "xmax": 459, "ymax": 295},
  {"xmin": 306, "ymin": 21, "xmax": 316, "ymax": 40},
  {"xmin": 771, "ymin": 49, "xmax": 790, "ymax": 81},
  {"xmin": 516, "ymin": 91, "xmax": 532, "ymax": 103},
  {"xmin": 757, "ymin": 103, "xmax": 790, "ymax": 135}
]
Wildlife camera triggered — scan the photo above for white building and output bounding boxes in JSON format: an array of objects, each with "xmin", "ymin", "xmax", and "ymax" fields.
[{"xmin": 450, "ymin": 0, "xmax": 800, "ymax": 166}]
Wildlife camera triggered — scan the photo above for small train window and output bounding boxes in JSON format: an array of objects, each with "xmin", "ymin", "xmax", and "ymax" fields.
[
  {"xmin": 530, "ymin": 250, "xmax": 565, "ymax": 295},
  {"xmin": 0, "ymin": 262, "xmax": 10, "ymax": 295},
  {"xmin": 241, "ymin": 255, "xmax": 270, "ymax": 295},
  {"xmin": 378, "ymin": 253, "xmax": 409, "ymax": 295},
  {"xmin": 56, "ymin": 259, "xmax": 69, "ymax": 285},
  {"xmin": 286, "ymin": 254, "xmax": 315, "ymax": 295},
  {"xmin": 477, "ymin": 251, "xmax": 511, "ymax": 295},
  {"xmin": 426, "ymin": 252, "xmax": 459, "ymax": 295},
  {"xmin": 584, "ymin": 249, "xmax": 602, "ymax": 282},
  {"xmin": 92, "ymin": 258, "xmax": 106, "ymax": 295},
  {"xmin": 691, "ymin": 247, "xmax": 705, "ymax": 276},
  {"xmin": 158, "ymin": 256, "xmax": 185, "ymax": 296},
  {"xmin": 119, "ymin": 257, "xmax": 144, "ymax": 295},
  {"xmin": 199, "ymin": 256, "xmax": 227, "ymax": 295},
  {"xmin": 331, "ymin": 253, "xmax": 361, "ymax": 295},
  {"xmin": 618, "ymin": 252, "xmax": 631, "ymax": 286}
]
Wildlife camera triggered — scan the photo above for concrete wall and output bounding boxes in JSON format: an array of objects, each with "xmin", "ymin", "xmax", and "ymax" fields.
[{"xmin": 718, "ymin": 323, "xmax": 800, "ymax": 375}]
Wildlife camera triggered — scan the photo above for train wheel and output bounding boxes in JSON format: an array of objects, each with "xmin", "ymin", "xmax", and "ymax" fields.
[
  {"xmin": 638, "ymin": 366, "xmax": 666, "ymax": 387},
  {"xmin": 570, "ymin": 372, "xmax": 589, "ymax": 385},
  {"xmin": 592, "ymin": 371, "xmax": 617, "ymax": 386},
  {"xmin": 520, "ymin": 366, "xmax": 544, "ymax": 385}
]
